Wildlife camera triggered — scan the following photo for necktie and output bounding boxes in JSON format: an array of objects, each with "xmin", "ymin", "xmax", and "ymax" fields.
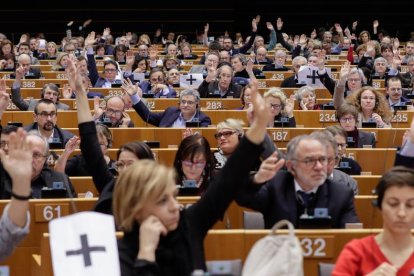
[{"xmin": 297, "ymin": 191, "xmax": 315, "ymax": 208}]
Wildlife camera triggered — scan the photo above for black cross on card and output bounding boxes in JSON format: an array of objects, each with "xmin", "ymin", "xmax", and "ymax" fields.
[{"xmin": 66, "ymin": 234, "xmax": 106, "ymax": 267}]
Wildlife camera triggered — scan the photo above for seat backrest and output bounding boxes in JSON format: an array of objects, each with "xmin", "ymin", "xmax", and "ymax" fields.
[
  {"xmin": 318, "ymin": 262, "xmax": 335, "ymax": 276},
  {"xmin": 243, "ymin": 211, "xmax": 264, "ymax": 229},
  {"xmin": 206, "ymin": 259, "xmax": 242, "ymax": 276}
]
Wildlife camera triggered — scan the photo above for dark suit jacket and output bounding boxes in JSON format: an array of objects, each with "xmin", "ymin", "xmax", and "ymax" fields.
[
  {"xmin": 281, "ymin": 75, "xmax": 303, "ymax": 88},
  {"xmin": 394, "ymin": 154, "xmax": 414, "ymax": 168},
  {"xmin": 236, "ymin": 170, "xmax": 359, "ymax": 228},
  {"xmin": 197, "ymin": 80, "xmax": 242, "ymax": 98},
  {"xmin": 24, "ymin": 123, "xmax": 75, "ymax": 148},
  {"xmin": 10, "ymin": 67, "xmax": 43, "ymax": 79},
  {"xmin": 133, "ymin": 101, "xmax": 211, "ymax": 127}
]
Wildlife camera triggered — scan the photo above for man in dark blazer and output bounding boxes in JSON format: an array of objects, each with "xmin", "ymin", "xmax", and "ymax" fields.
[
  {"xmin": 129, "ymin": 88, "xmax": 211, "ymax": 127},
  {"xmin": 23, "ymin": 99, "xmax": 74, "ymax": 149},
  {"xmin": 280, "ymin": 56, "xmax": 307, "ymax": 88},
  {"xmin": 236, "ymin": 135, "xmax": 359, "ymax": 229},
  {"xmin": 11, "ymin": 53, "xmax": 42, "ymax": 79}
]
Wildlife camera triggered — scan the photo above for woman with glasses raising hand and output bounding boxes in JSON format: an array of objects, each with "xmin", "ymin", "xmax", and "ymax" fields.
[{"xmin": 264, "ymin": 88, "xmax": 296, "ymax": 127}]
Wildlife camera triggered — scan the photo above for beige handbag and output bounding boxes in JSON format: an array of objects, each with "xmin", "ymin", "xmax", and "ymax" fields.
[{"xmin": 242, "ymin": 220, "xmax": 304, "ymax": 276}]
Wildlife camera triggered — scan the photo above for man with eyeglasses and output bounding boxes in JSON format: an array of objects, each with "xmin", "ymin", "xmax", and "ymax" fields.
[
  {"xmin": 94, "ymin": 60, "xmax": 122, "ymax": 88},
  {"xmin": 385, "ymin": 77, "xmax": 412, "ymax": 110},
  {"xmin": 280, "ymin": 56, "xmax": 307, "ymax": 88},
  {"xmin": 23, "ymin": 99, "xmax": 74, "ymax": 149},
  {"xmin": 11, "ymin": 62, "xmax": 69, "ymax": 111},
  {"xmin": 0, "ymin": 130, "xmax": 76, "ymax": 199},
  {"xmin": 236, "ymin": 134, "xmax": 359, "ymax": 229},
  {"xmin": 123, "ymin": 81, "xmax": 211, "ymax": 127},
  {"xmin": 96, "ymin": 96, "xmax": 134, "ymax": 128}
]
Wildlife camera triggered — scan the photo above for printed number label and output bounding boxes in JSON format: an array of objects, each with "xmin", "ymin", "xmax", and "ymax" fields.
[
  {"xmin": 34, "ymin": 204, "xmax": 69, "ymax": 222},
  {"xmin": 7, "ymin": 101, "xmax": 17, "ymax": 110},
  {"xmin": 319, "ymin": 113, "xmax": 336, "ymax": 122},
  {"xmin": 372, "ymin": 80, "xmax": 381, "ymax": 89},
  {"xmin": 2, "ymin": 73, "xmax": 11, "ymax": 79},
  {"xmin": 56, "ymin": 73, "xmax": 67, "ymax": 79},
  {"xmin": 301, "ymin": 238, "xmax": 326, "ymax": 257},
  {"xmin": 271, "ymin": 73, "xmax": 284, "ymax": 80},
  {"xmin": 271, "ymin": 131, "xmax": 289, "ymax": 141},
  {"xmin": 257, "ymin": 81, "xmax": 267, "ymax": 88},
  {"xmin": 146, "ymin": 101, "xmax": 155, "ymax": 110},
  {"xmin": 108, "ymin": 90, "xmax": 124, "ymax": 96},
  {"xmin": 392, "ymin": 113, "xmax": 408, "ymax": 123},
  {"xmin": 206, "ymin": 101, "xmax": 222, "ymax": 110},
  {"xmin": 22, "ymin": 81, "xmax": 35, "ymax": 88},
  {"xmin": 346, "ymin": 152, "xmax": 356, "ymax": 160}
]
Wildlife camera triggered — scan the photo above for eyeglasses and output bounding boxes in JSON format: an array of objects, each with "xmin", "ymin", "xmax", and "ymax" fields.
[
  {"xmin": 104, "ymin": 68, "xmax": 117, "ymax": 73},
  {"xmin": 114, "ymin": 161, "xmax": 134, "ymax": 171},
  {"xmin": 293, "ymin": 156, "xmax": 328, "ymax": 168},
  {"xmin": 106, "ymin": 108, "xmax": 123, "ymax": 117},
  {"xmin": 33, "ymin": 152, "xmax": 47, "ymax": 160},
  {"xmin": 270, "ymin": 103, "xmax": 282, "ymax": 110},
  {"xmin": 348, "ymin": 78, "xmax": 361, "ymax": 83},
  {"xmin": 214, "ymin": 130, "xmax": 237, "ymax": 139},
  {"xmin": 44, "ymin": 91, "xmax": 59, "ymax": 97},
  {"xmin": 339, "ymin": 117, "xmax": 355, "ymax": 123},
  {"xmin": 337, "ymin": 143, "xmax": 347, "ymax": 149},
  {"xmin": 389, "ymin": 88, "xmax": 402, "ymax": 92},
  {"xmin": 180, "ymin": 100, "xmax": 195, "ymax": 105},
  {"xmin": 0, "ymin": 141, "xmax": 8, "ymax": 148},
  {"xmin": 37, "ymin": 111, "xmax": 57, "ymax": 118},
  {"xmin": 182, "ymin": 160, "xmax": 206, "ymax": 169}
]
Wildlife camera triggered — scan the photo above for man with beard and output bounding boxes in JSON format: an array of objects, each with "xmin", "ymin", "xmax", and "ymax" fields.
[
  {"xmin": 24, "ymin": 99, "xmax": 74, "ymax": 149},
  {"xmin": 235, "ymin": 134, "xmax": 359, "ymax": 228}
]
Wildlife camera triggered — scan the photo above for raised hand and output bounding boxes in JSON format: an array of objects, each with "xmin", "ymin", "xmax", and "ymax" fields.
[
  {"xmin": 284, "ymin": 98, "xmax": 294, "ymax": 117},
  {"xmin": 373, "ymin": 20, "xmax": 379, "ymax": 29},
  {"xmin": 339, "ymin": 61, "xmax": 351, "ymax": 81},
  {"xmin": 62, "ymin": 83, "xmax": 73, "ymax": 99},
  {"xmin": 245, "ymin": 79, "xmax": 273, "ymax": 144},
  {"xmin": 126, "ymin": 50, "xmax": 135, "ymax": 67},
  {"xmin": 85, "ymin": 31, "xmax": 96, "ymax": 47},
  {"xmin": 103, "ymin": 28, "xmax": 111, "ymax": 38},
  {"xmin": 121, "ymin": 78, "xmax": 141, "ymax": 96},
  {"xmin": 0, "ymin": 128, "xmax": 33, "ymax": 183},
  {"xmin": 310, "ymin": 29, "xmax": 317, "ymax": 39},
  {"xmin": 63, "ymin": 136, "xmax": 81, "ymax": 155},
  {"xmin": 252, "ymin": 17, "xmax": 258, "ymax": 32},
  {"xmin": 335, "ymin": 23, "xmax": 343, "ymax": 33},
  {"xmin": 253, "ymin": 151, "xmax": 285, "ymax": 184},
  {"xmin": 352, "ymin": 21, "xmax": 358, "ymax": 30},
  {"xmin": 65, "ymin": 58, "xmax": 85, "ymax": 96},
  {"xmin": 204, "ymin": 23, "xmax": 209, "ymax": 34},
  {"xmin": 266, "ymin": 22, "xmax": 274, "ymax": 31},
  {"xmin": 182, "ymin": 128, "xmax": 194, "ymax": 139},
  {"xmin": 299, "ymin": 34, "xmax": 307, "ymax": 45},
  {"xmin": 0, "ymin": 79, "xmax": 10, "ymax": 113}
]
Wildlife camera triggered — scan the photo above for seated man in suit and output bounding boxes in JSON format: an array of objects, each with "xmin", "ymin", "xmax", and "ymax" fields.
[
  {"xmin": 385, "ymin": 76, "xmax": 412, "ymax": 110},
  {"xmin": 198, "ymin": 62, "xmax": 242, "ymax": 98},
  {"xmin": 23, "ymin": 99, "xmax": 74, "ymax": 149},
  {"xmin": 280, "ymin": 56, "xmax": 307, "ymax": 88},
  {"xmin": 0, "ymin": 129, "xmax": 76, "ymax": 199},
  {"xmin": 11, "ymin": 64, "xmax": 69, "ymax": 111},
  {"xmin": 95, "ymin": 95, "xmax": 134, "ymax": 128},
  {"xmin": 11, "ymin": 53, "xmax": 42, "ymax": 79},
  {"xmin": 236, "ymin": 134, "xmax": 359, "ymax": 229},
  {"xmin": 123, "ymin": 80, "xmax": 211, "ymax": 127}
]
